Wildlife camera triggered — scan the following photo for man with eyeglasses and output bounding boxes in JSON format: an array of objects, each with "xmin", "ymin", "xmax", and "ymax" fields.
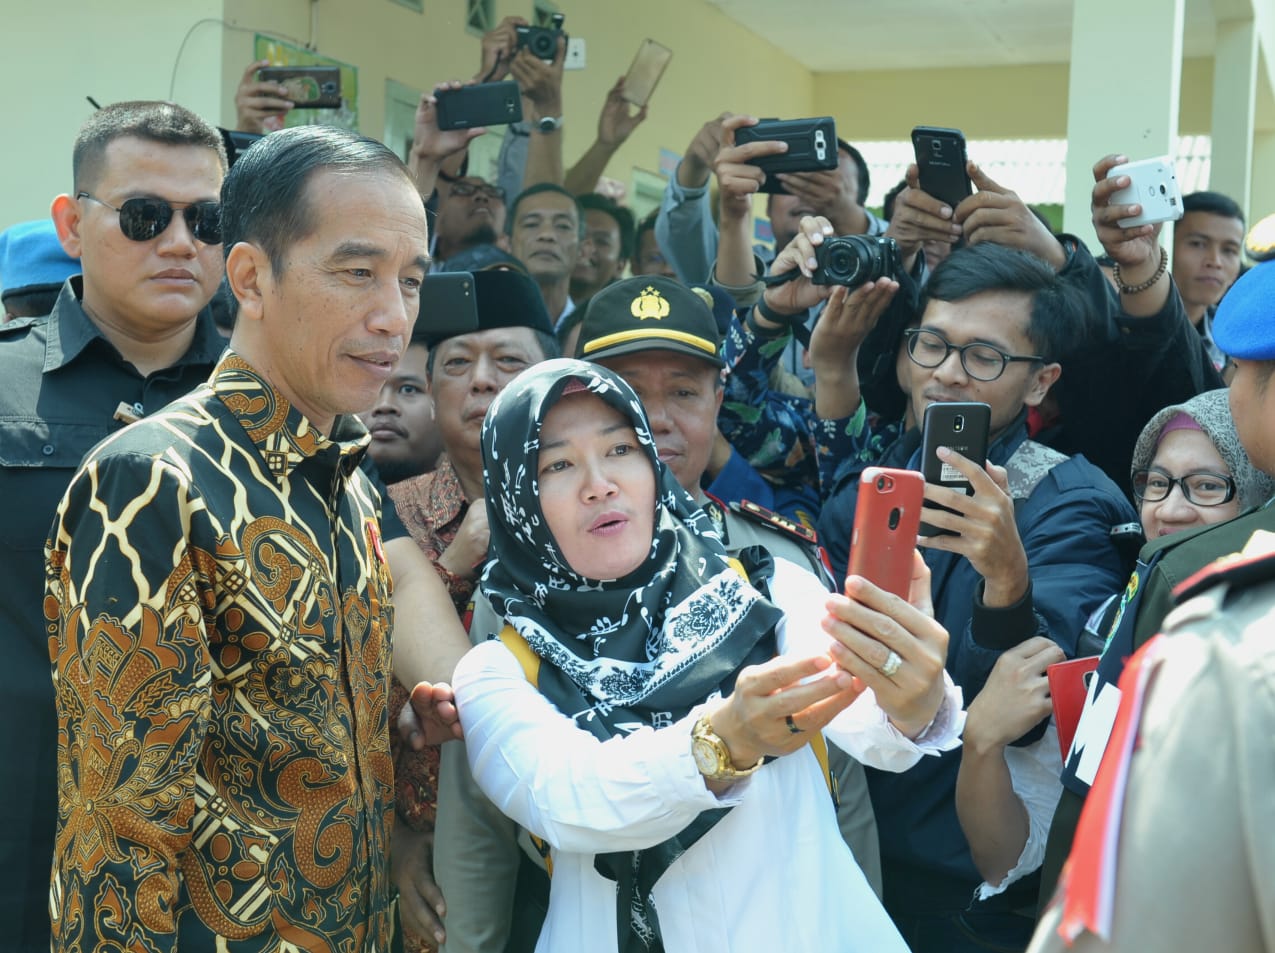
[
  {"xmin": 0, "ymin": 100, "xmax": 232, "ymax": 953},
  {"xmin": 433, "ymin": 176, "xmax": 508, "ymax": 269},
  {"xmin": 808, "ymin": 240, "xmax": 1136, "ymax": 953}
]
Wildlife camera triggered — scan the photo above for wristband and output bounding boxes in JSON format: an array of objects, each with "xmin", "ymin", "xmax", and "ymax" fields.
[
  {"xmin": 751, "ymin": 297, "xmax": 799, "ymax": 334},
  {"xmin": 1111, "ymin": 246, "xmax": 1168, "ymax": 295}
]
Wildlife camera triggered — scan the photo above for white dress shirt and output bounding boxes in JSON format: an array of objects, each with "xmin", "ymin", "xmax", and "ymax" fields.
[{"xmin": 454, "ymin": 557, "xmax": 963, "ymax": 953}]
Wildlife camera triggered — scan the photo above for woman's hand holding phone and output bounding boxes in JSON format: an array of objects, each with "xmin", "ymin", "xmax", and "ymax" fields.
[{"xmin": 823, "ymin": 551, "xmax": 949, "ymax": 740}]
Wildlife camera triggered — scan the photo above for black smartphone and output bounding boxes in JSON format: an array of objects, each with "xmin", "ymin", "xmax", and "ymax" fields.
[
  {"xmin": 918, "ymin": 401, "xmax": 990, "ymax": 537},
  {"xmin": 735, "ymin": 117, "xmax": 838, "ymax": 194},
  {"xmin": 257, "ymin": 66, "xmax": 342, "ymax": 109},
  {"xmin": 912, "ymin": 125, "xmax": 973, "ymax": 209},
  {"xmin": 418, "ymin": 272, "xmax": 478, "ymax": 343},
  {"xmin": 434, "ymin": 81, "xmax": 524, "ymax": 131}
]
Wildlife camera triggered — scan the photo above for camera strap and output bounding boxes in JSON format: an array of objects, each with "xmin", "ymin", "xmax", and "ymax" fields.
[{"xmin": 750, "ymin": 272, "xmax": 814, "ymax": 349}]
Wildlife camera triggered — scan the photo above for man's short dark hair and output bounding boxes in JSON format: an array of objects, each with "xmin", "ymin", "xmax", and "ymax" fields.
[
  {"xmin": 635, "ymin": 210, "xmax": 658, "ymax": 248},
  {"xmin": 882, "ymin": 178, "xmax": 908, "ymax": 221},
  {"xmin": 837, "ymin": 139, "xmax": 870, "ymax": 206},
  {"xmin": 1182, "ymin": 191, "xmax": 1245, "ymax": 228},
  {"xmin": 922, "ymin": 243, "xmax": 1080, "ymax": 363},
  {"xmin": 578, "ymin": 193, "xmax": 636, "ymax": 261},
  {"xmin": 221, "ymin": 125, "xmax": 413, "ymax": 274},
  {"xmin": 72, "ymin": 101, "xmax": 227, "ymax": 192},
  {"xmin": 506, "ymin": 183, "xmax": 585, "ymax": 238},
  {"xmin": 425, "ymin": 328, "xmax": 559, "ymax": 377}
]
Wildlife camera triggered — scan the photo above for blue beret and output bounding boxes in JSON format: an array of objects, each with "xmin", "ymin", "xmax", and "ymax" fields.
[
  {"xmin": 0, "ymin": 219, "xmax": 80, "ymax": 302},
  {"xmin": 1212, "ymin": 261, "xmax": 1275, "ymax": 360}
]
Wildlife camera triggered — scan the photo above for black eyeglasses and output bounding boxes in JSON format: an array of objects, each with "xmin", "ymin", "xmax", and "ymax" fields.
[
  {"xmin": 904, "ymin": 327, "xmax": 1045, "ymax": 383},
  {"xmin": 1131, "ymin": 466, "xmax": 1237, "ymax": 507},
  {"xmin": 448, "ymin": 181, "xmax": 505, "ymax": 202},
  {"xmin": 76, "ymin": 192, "xmax": 223, "ymax": 244}
]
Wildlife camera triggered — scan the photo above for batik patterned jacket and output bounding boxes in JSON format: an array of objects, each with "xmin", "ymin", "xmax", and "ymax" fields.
[{"xmin": 45, "ymin": 353, "xmax": 395, "ymax": 953}]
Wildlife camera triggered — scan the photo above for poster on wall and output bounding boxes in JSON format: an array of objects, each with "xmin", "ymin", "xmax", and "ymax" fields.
[{"xmin": 253, "ymin": 34, "xmax": 359, "ymax": 132}]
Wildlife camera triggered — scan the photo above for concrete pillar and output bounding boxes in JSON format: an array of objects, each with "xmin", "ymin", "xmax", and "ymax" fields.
[
  {"xmin": 1062, "ymin": 0, "xmax": 1185, "ymax": 251},
  {"xmin": 1252, "ymin": 132, "xmax": 1275, "ymax": 222},
  {"xmin": 1209, "ymin": 17, "xmax": 1259, "ymax": 214}
]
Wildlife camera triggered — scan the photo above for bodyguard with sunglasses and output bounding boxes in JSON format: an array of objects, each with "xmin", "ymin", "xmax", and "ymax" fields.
[
  {"xmin": 0, "ymin": 100, "xmax": 230, "ymax": 953},
  {"xmin": 814, "ymin": 241, "xmax": 1136, "ymax": 953}
]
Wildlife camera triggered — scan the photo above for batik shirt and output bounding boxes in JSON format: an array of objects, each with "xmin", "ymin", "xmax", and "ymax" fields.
[{"xmin": 45, "ymin": 353, "xmax": 395, "ymax": 953}]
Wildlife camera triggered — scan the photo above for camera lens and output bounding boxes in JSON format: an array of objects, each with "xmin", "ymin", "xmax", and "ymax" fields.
[
  {"xmin": 877, "ymin": 476, "xmax": 886, "ymax": 490},
  {"xmin": 531, "ymin": 32, "xmax": 555, "ymax": 58}
]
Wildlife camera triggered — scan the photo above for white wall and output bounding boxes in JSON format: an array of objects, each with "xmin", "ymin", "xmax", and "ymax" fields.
[{"xmin": 0, "ymin": 0, "xmax": 224, "ymax": 229}]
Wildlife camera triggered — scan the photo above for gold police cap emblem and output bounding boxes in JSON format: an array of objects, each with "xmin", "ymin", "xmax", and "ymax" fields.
[{"xmin": 630, "ymin": 286, "xmax": 671, "ymax": 321}]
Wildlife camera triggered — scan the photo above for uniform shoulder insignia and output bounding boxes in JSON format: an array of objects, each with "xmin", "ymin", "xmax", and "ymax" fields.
[
  {"xmin": 729, "ymin": 499, "xmax": 818, "ymax": 546},
  {"xmin": 1173, "ymin": 530, "xmax": 1275, "ymax": 603}
]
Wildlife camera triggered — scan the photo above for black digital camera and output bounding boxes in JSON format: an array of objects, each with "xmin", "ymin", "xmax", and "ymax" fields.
[
  {"xmin": 515, "ymin": 13, "xmax": 565, "ymax": 61},
  {"xmin": 812, "ymin": 235, "xmax": 901, "ymax": 288}
]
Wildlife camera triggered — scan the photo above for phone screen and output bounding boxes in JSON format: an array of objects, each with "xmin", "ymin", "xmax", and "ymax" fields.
[{"xmin": 622, "ymin": 40, "xmax": 673, "ymax": 107}]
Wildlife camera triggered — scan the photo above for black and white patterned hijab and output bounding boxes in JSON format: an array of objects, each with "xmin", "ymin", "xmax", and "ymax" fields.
[{"xmin": 480, "ymin": 358, "xmax": 784, "ymax": 743}]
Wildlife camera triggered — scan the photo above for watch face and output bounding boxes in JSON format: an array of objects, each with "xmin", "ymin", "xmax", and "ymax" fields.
[{"xmin": 691, "ymin": 737, "xmax": 719, "ymax": 776}]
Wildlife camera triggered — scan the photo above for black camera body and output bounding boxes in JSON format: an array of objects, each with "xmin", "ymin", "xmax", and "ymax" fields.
[
  {"xmin": 515, "ymin": 13, "xmax": 566, "ymax": 60},
  {"xmin": 812, "ymin": 235, "xmax": 901, "ymax": 288}
]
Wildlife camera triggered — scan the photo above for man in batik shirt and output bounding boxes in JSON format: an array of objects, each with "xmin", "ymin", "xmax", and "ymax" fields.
[{"xmin": 46, "ymin": 125, "xmax": 429, "ymax": 952}]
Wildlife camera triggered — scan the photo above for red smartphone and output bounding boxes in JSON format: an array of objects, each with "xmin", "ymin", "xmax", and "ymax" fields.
[{"xmin": 847, "ymin": 467, "xmax": 925, "ymax": 599}]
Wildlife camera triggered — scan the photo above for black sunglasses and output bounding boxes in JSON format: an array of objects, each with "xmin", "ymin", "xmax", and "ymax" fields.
[{"xmin": 76, "ymin": 192, "xmax": 223, "ymax": 245}]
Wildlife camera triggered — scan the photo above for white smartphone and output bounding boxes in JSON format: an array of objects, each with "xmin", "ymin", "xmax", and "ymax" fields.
[{"xmin": 1106, "ymin": 156, "xmax": 1184, "ymax": 228}]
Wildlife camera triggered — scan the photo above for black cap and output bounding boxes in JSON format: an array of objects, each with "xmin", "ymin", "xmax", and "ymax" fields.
[
  {"xmin": 439, "ymin": 243, "xmax": 529, "ymax": 275},
  {"xmin": 574, "ymin": 275, "xmax": 724, "ymax": 368},
  {"xmin": 415, "ymin": 268, "xmax": 554, "ymax": 347}
]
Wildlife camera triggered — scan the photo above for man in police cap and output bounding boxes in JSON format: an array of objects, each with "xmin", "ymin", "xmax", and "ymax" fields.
[
  {"xmin": 1039, "ymin": 259, "xmax": 1275, "ymax": 906},
  {"xmin": 575, "ymin": 274, "xmax": 835, "ymax": 584}
]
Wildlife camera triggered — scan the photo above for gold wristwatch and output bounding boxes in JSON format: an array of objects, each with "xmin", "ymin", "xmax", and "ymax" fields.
[{"xmin": 691, "ymin": 714, "xmax": 764, "ymax": 781}]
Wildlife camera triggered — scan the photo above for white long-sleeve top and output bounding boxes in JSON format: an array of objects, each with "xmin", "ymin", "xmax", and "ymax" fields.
[{"xmin": 453, "ymin": 558, "xmax": 964, "ymax": 953}]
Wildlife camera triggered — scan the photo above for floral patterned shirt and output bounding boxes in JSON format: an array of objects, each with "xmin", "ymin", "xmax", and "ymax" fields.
[{"xmin": 45, "ymin": 353, "xmax": 395, "ymax": 953}]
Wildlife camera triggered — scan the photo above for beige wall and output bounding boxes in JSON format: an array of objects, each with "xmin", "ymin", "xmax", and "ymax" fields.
[
  {"xmin": 0, "ymin": 1, "xmax": 1264, "ymax": 229},
  {"xmin": 811, "ymin": 57, "xmax": 1216, "ymax": 142},
  {"xmin": 1, "ymin": 0, "xmax": 224, "ymax": 228}
]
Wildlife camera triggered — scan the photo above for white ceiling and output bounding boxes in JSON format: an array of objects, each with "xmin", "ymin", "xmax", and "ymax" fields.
[{"xmin": 704, "ymin": 0, "xmax": 1220, "ymax": 72}]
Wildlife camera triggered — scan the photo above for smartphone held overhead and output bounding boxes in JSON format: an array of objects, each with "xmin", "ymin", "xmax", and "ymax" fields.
[
  {"xmin": 257, "ymin": 66, "xmax": 342, "ymax": 109},
  {"xmin": 1106, "ymin": 156, "xmax": 1184, "ymax": 228},
  {"xmin": 622, "ymin": 39, "xmax": 672, "ymax": 107},
  {"xmin": 848, "ymin": 468, "xmax": 925, "ymax": 600},
  {"xmin": 434, "ymin": 81, "xmax": 523, "ymax": 130},
  {"xmin": 911, "ymin": 125, "xmax": 972, "ymax": 209},
  {"xmin": 735, "ymin": 117, "xmax": 838, "ymax": 193}
]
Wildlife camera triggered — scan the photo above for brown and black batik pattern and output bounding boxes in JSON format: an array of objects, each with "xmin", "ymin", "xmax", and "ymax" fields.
[{"xmin": 46, "ymin": 354, "xmax": 395, "ymax": 953}]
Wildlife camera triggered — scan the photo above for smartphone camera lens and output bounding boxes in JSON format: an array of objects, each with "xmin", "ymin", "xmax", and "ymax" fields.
[
  {"xmin": 877, "ymin": 477, "xmax": 887, "ymax": 491},
  {"xmin": 953, "ymin": 415, "xmax": 965, "ymax": 433},
  {"xmin": 1159, "ymin": 184, "xmax": 1167, "ymax": 194}
]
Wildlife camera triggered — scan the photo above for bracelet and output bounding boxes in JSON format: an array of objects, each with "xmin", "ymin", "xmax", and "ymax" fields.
[
  {"xmin": 1111, "ymin": 246, "xmax": 1168, "ymax": 295},
  {"xmin": 748, "ymin": 297, "xmax": 798, "ymax": 337}
]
